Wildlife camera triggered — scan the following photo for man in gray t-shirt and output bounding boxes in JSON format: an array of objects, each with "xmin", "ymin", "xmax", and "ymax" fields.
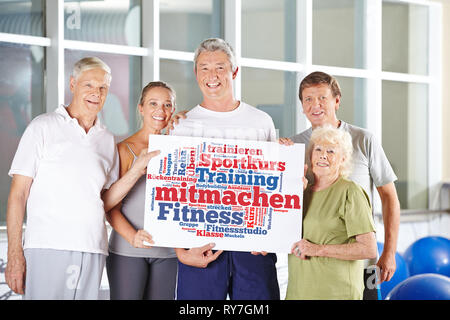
[{"xmin": 288, "ymin": 71, "xmax": 400, "ymax": 300}]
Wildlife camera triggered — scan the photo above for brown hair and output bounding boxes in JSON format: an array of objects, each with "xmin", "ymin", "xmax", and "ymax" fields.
[{"xmin": 299, "ymin": 71, "xmax": 341, "ymax": 102}]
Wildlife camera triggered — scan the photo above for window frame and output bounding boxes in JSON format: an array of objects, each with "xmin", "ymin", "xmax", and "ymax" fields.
[{"xmin": 0, "ymin": 0, "xmax": 443, "ymax": 230}]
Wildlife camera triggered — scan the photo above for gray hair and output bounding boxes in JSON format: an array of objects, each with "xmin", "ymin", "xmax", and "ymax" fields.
[
  {"xmin": 194, "ymin": 38, "xmax": 237, "ymax": 73},
  {"xmin": 308, "ymin": 125, "xmax": 353, "ymax": 178},
  {"xmin": 72, "ymin": 57, "xmax": 112, "ymax": 85}
]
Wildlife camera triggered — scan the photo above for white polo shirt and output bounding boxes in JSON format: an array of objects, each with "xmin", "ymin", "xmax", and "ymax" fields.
[{"xmin": 9, "ymin": 106, "xmax": 119, "ymax": 255}]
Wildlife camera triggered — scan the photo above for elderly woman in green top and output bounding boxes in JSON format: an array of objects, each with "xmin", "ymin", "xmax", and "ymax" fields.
[{"xmin": 286, "ymin": 125, "xmax": 377, "ymax": 300}]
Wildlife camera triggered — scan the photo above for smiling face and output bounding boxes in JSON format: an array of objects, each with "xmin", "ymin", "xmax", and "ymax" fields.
[
  {"xmin": 301, "ymin": 83, "xmax": 340, "ymax": 129},
  {"xmin": 195, "ymin": 50, "xmax": 238, "ymax": 104},
  {"xmin": 69, "ymin": 68, "xmax": 110, "ymax": 117},
  {"xmin": 310, "ymin": 138, "xmax": 345, "ymax": 180},
  {"xmin": 138, "ymin": 86, "xmax": 175, "ymax": 132}
]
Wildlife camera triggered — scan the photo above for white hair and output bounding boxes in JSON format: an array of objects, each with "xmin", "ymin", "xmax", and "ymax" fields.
[
  {"xmin": 72, "ymin": 57, "xmax": 112, "ymax": 85},
  {"xmin": 194, "ymin": 38, "xmax": 237, "ymax": 73},
  {"xmin": 308, "ymin": 125, "xmax": 353, "ymax": 178}
]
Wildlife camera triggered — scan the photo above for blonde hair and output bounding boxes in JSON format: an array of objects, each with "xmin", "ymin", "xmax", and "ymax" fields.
[
  {"xmin": 136, "ymin": 81, "xmax": 177, "ymax": 128},
  {"xmin": 308, "ymin": 125, "xmax": 353, "ymax": 178},
  {"xmin": 72, "ymin": 57, "xmax": 112, "ymax": 85}
]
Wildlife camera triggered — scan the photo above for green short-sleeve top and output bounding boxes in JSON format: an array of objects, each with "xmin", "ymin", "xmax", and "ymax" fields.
[{"xmin": 286, "ymin": 177, "xmax": 376, "ymax": 300}]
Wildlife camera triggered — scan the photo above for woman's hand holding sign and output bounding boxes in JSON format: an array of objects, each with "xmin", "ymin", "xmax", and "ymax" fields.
[{"xmin": 132, "ymin": 230, "xmax": 154, "ymax": 249}]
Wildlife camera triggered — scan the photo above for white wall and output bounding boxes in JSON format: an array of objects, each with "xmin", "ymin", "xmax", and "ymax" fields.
[{"xmin": 430, "ymin": 0, "xmax": 450, "ymax": 182}]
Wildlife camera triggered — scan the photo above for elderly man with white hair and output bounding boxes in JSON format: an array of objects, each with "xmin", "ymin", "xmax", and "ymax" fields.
[{"xmin": 5, "ymin": 57, "xmax": 158, "ymax": 300}]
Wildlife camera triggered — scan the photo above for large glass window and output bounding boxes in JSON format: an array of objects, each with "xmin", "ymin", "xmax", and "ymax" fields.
[
  {"xmin": 0, "ymin": 0, "xmax": 44, "ymax": 36},
  {"xmin": 0, "ymin": 0, "xmax": 442, "ymax": 217},
  {"xmin": 382, "ymin": 1, "xmax": 429, "ymax": 75},
  {"xmin": 242, "ymin": 0, "xmax": 297, "ymax": 62},
  {"xmin": 382, "ymin": 81, "xmax": 428, "ymax": 209},
  {"xmin": 334, "ymin": 76, "xmax": 366, "ymax": 128},
  {"xmin": 65, "ymin": 50, "xmax": 142, "ymax": 141},
  {"xmin": 241, "ymin": 67, "xmax": 297, "ymax": 138},
  {"xmin": 0, "ymin": 43, "xmax": 44, "ymax": 225},
  {"xmin": 159, "ymin": 59, "xmax": 203, "ymax": 112},
  {"xmin": 313, "ymin": 0, "xmax": 365, "ymax": 68},
  {"xmin": 64, "ymin": 0, "xmax": 141, "ymax": 46},
  {"xmin": 160, "ymin": 0, "xmax": 223, "ymax": 52},
  {"xmin": 0, "ymin": 0, "xmax": 444, "ymax": 303}
]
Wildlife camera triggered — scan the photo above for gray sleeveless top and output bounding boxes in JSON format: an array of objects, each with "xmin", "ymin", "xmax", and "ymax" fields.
[{"xmin": 108, "ymin": 143, "xmax": 176, "ymax": 258}]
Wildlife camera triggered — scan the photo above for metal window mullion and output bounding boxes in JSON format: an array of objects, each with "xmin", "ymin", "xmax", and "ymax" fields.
[
  {"xmin": 295, "ymin": 0, "xmax": 313, "ymax": 133},
  {"xmin": 364, "ymin": 0, "xmax": 382, "ymax": 141},
  {"xmin": 385, "ymin": 0, "xmax": 441, "ymax": 7},
  {"xmin": 63, "ymin": 40, "xmax": 148, "ymax": 56},
  {"xmin": 297, "ymin": 0, "xmax": 312, "ymax": 69},
  {"xmin": 0, "ymin": 32, "xmax": 51, "ymax": 46},
  {"xmin": 159, "ymin": 49, "xmax": 194, "ymax": 62},
  {"xmin": 45, "ymin": 0, "xmax": 65, "ymax": 111},
  {"xmin": 240, "ymin": 57, "xmax": 303, "ymax": 72},
  {"xmin": 224, "ymin": 0, "xmax": 241, "ymax": 100},
  {"xmin": 142, "ymin": 0, "xmax": 159, "ymax": 86}
]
